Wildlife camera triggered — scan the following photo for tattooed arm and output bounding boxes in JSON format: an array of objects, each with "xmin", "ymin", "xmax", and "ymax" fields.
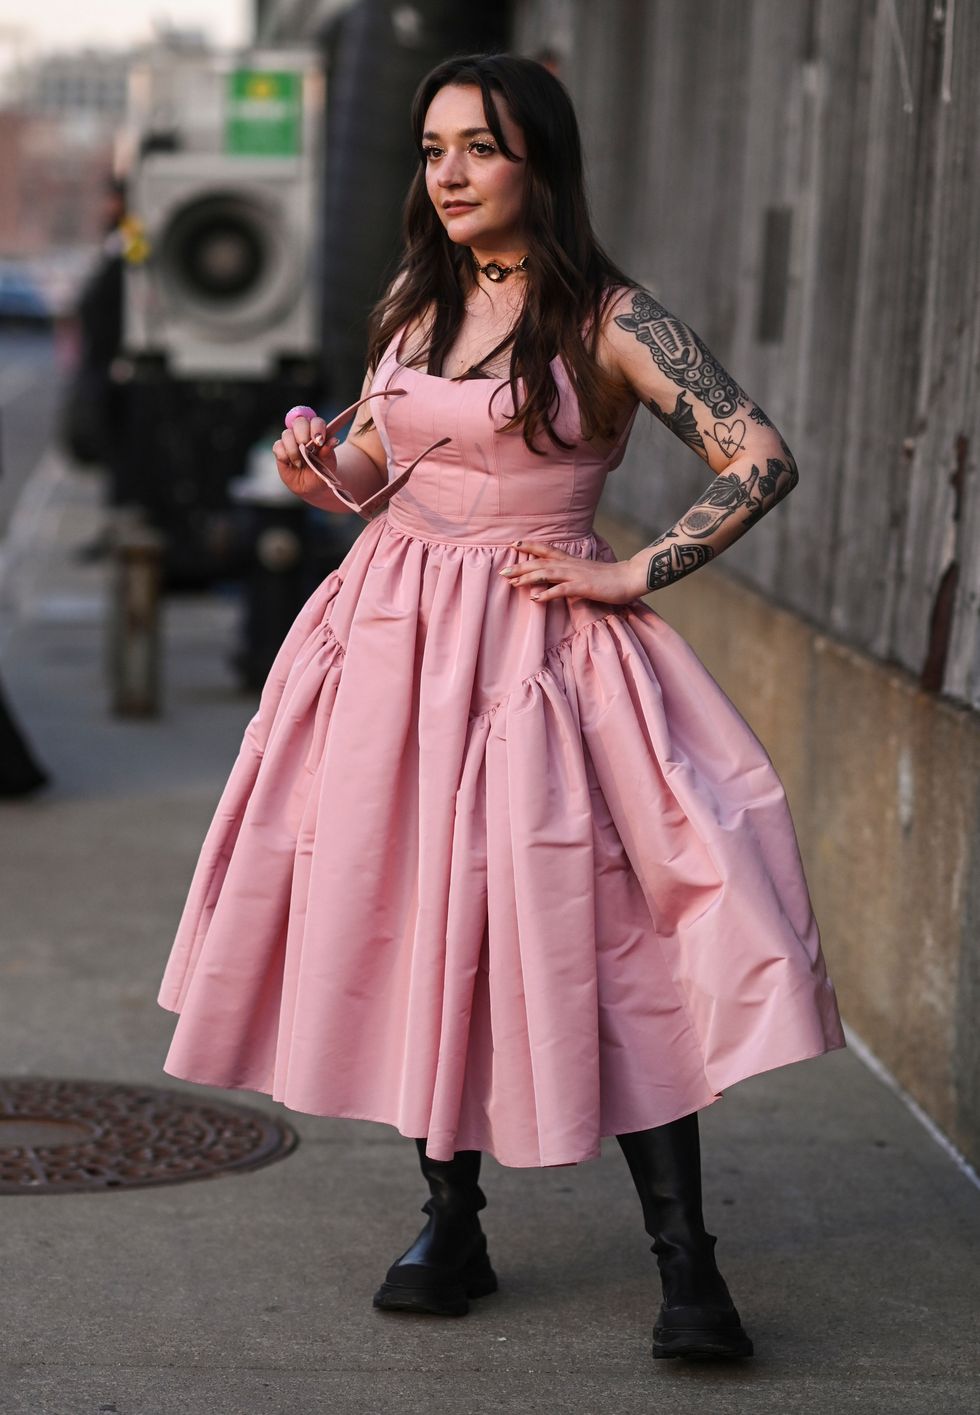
[
  {"xmin": 498, "ymin": 285, "xmax": 799, "ymax": 607},
  {"xmin": 606, "ymin": 285, "xmax": 798, "ymax": 593}
]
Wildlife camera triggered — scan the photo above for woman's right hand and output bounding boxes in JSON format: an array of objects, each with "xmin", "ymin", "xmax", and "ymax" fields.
[{"xmin": 273, "ymin": 413, "xmax": 340, "ymax": 501}]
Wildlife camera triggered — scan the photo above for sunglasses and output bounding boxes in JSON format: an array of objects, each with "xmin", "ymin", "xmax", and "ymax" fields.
[{"xmin": 296, "ymin": 389, "xmax": 451, "ymax": 518}]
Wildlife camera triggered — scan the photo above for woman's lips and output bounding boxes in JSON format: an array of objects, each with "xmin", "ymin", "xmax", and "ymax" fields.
[{"xmin": 444, "ymin": 203, "xmax": 478, "ymax": 212}]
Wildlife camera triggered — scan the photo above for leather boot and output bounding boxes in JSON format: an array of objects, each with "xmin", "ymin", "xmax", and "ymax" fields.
[
  {"xmin": 616, "ymin": 1112, "xmax": 753, "ymax": 1359},
  {"xmin": 372, "ymin": 1139, "xmax": 498, "ymax": 1317}
]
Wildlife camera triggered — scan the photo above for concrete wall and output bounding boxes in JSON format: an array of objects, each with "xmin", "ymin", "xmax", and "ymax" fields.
[{"xmin": 596, "ymin": 509, "xmax": 980, "ymax": 1170}]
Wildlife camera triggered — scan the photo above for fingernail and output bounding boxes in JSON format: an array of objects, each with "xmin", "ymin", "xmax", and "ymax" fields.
[{"xmin": 313, "ymin": 434, "xmax": 325, "ymax": 446}]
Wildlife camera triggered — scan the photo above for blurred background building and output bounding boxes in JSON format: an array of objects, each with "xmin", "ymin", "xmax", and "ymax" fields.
[
  {"xmin": 0, "ymin": 0, "xmax": 976, "ymax": 1169},
  {"xmin": 0, "ymin": 48, "xmax": 125, "ymax": 259}
]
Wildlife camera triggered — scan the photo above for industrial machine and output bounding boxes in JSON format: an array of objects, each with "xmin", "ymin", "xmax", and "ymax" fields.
[{"xmin": 118, "ymin": 46, "xmax": 328, "ymax": 591}]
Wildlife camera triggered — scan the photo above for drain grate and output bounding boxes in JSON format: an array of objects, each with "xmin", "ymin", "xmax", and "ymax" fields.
[{"xmin": 0, "ymin": 1077, "xmax": 299, "ymax": 1194}]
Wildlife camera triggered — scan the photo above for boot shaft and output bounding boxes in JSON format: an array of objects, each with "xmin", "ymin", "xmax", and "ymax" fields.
[
  {"xmin": 616, "ymin": 1112, "xmax": 706, "ymax": 1238},
  {"xmin": 415, "ymin": 1138, "xmax": 488, "ymax": 1216},
  {"xmin": 616, "ymin": 1113, "xmax": 733, "ymax": 1310}
]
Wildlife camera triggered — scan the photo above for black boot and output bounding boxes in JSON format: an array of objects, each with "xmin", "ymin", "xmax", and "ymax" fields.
[
  {"xmin": 616, "ymin": 1113, "xmax": 753, "ymax": 1359},
  {"xmin": 372, "ymin": 1139, "xmax": 498, "ymax": 1317}
]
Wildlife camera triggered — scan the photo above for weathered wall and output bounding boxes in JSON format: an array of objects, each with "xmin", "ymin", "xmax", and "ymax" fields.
[
  {"xmin": 516, "ymin": 0, "xmax": 980, "ymax": 707},
  {"xmin": 511, "ymin": 0, "xmax": 980, "ymax": 1162}
]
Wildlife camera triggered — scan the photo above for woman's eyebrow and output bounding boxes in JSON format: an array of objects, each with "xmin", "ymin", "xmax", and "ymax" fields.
[{"xmin": 422, "ymin": 126, "xmax": 494, "ymax": 140}]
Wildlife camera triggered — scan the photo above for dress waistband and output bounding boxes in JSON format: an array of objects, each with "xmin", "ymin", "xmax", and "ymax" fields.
[{"xmin": 383, "ymin": 499, "xmax": 599, "ymax": 547}]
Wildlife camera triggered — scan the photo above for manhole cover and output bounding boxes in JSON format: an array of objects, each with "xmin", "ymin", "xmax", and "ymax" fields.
[{"xmin": 0, "ymin": 1078, "xmax": 299, "ymax": 1195}]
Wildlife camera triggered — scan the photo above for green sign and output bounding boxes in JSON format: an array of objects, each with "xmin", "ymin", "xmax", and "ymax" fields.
[{"xmin": 226, "ymin": 70, "xmax": 302, "ymax": 156}]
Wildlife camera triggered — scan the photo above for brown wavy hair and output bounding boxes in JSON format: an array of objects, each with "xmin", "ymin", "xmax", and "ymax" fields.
[{"xmin": 358, "ymin": 51, "xmax": 639, "ymax": 453}]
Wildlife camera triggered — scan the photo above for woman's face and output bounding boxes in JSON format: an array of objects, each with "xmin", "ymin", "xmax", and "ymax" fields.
[{"xmin": 422, "ymin": 83, "xmax": 527, "ymax": 254}]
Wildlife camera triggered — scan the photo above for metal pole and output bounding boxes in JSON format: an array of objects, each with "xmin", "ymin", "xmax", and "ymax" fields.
[{"xmin": 108, "ymin": 520, "xmax": 164, "ymax": 717}]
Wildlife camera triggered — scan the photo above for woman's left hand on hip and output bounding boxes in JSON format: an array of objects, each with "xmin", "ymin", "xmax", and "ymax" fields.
[{"xmin": 498, "ymin": 539, "xmax": 645, "ymax": 605}]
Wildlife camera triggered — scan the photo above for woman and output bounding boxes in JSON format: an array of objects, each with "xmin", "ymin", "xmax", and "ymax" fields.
[{"xmin": 157, "ymin": 53, "xmax": 845, "ymax": 1361}]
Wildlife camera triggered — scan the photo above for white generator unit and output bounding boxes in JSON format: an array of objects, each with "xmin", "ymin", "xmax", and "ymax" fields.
[{"xmin": 122, "ymin": 48, "xmax": 324, "ymax": 379}]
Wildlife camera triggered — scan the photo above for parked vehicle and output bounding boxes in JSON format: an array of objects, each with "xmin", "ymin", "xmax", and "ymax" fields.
[{"xmin": 0, "ymin": 263, "xmax": 52, "ymax": 326}]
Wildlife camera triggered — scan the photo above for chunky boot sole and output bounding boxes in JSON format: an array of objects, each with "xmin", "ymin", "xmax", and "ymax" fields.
[
  {"xmin": 372, "ymin": 1251, "xmax": 498, "ymax": 1317},
  {"xmin": 652, "ymin": 1317, "xmax": 754, "ymax": 1360}
]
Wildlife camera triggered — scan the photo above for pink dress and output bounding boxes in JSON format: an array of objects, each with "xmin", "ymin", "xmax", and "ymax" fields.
[{"xmin": 157, "ymin": 331, "xmax": 845, "ymax": 1168}]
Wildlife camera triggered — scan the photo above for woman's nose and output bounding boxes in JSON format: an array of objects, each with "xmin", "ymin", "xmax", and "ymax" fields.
[{"xmin": 436, "ymin": 151, "xmax": 467, "ymax": 185}]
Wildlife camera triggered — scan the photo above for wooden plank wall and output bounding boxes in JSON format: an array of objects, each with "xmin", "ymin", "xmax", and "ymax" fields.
[{"xmin": 514, "ymin": 0, "xmax": 979, "ymax": 708}]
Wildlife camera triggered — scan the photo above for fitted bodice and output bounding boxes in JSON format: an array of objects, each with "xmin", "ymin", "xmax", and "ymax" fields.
[{"xmin": 368, "ymin": 333, "xmax": 639, "ymax": 545}]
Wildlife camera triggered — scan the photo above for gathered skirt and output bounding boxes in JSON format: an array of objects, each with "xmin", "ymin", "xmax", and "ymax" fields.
[{"xmin": 157, "ymin": 513, "xmax": 845, "ymax": 1167}]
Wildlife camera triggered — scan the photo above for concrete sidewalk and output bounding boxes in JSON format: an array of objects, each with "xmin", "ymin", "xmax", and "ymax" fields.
[{"xmin": 1, "ymin": 453, "xmax": 977, "ymax": 1415}]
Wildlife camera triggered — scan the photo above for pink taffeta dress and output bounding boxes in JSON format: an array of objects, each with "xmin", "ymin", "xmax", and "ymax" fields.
[{"xmin": 157, "ymin": 329, "xmax": 846, "ymax": 1168}]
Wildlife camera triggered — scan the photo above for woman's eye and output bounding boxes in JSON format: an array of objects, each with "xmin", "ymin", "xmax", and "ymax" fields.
[{"xmin": 422, "ymin": 141, "xmax": 496, "ymax": 161}]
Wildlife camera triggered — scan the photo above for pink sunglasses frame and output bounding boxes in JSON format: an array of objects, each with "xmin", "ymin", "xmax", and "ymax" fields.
[{"xmin": 296, "ymin": 389, "xmax": 451, "ymax": 519}]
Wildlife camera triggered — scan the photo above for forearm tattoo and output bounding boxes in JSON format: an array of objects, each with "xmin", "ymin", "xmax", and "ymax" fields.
[
  {"xmin": 645, "ymin": 539, "xmax": 715, "ymax": 589},
  {"xmin": 641, "ymin": 453, "xmax": 799, "ymax": 591}
]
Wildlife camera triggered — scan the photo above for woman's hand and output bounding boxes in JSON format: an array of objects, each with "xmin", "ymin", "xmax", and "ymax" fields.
[
  {"xmin": 272, "ymin": 413, "xmax": 340, "ymax": 502},
  {"xmin": 498, "ymin": 539, "xmax": 647, "ymax": 605}
]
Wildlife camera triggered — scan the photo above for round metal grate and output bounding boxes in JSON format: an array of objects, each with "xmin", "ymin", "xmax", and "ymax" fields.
[{"xmin": 0, "ymin": 1078, "xmax": 299, "ymax": 1195}]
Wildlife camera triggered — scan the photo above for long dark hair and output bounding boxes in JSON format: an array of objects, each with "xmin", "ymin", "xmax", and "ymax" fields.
[{"xmin": 360, "ymin": 52, "xmax": 638, "ymax": 453}]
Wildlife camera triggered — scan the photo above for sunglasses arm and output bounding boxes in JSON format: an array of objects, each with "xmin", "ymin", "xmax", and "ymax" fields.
[{"xmin": 296, "ymin": 389, "xmax": 450, "ymax": 520}]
